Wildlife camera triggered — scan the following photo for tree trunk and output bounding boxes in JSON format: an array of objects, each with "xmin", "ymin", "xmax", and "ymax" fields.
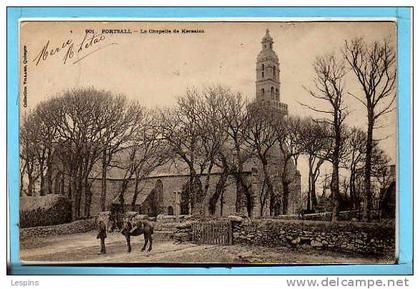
[
  {"xmin": 261, "ymin": 161, "xmax": 274, "ymax": 217},
  {"xmin": 39, "ymin": 169, "xmax": 45, "ymax": 196},
  {"xmin": 236, "ymin": 173, "xmax": 253, "ymax": 217},
  {"xmin": 310, "ymin": 174, "xmax": 318, "ymax": 208},
  {"xmin": 220, "ymin": 190, "xmax": 224, "ymax": 217},
  {"xmin": 330, "ymin": 146, "xmax": 341, "ymax": 222},
  {"xmin": 307, "ymin": 157, "xmax": 313, "ymax": 211},
  {"xmin": 306, "ymin": 190, "xmax": 311, "ymax": 212},
  {"xmin": 53, "ymin": 171, "xmax": 60, "ymax": 195},
  {"xmin": 188, "ymin": 166, "xmax": 195, "ymax": 213},
  {"xmin": 131, "ymin": 173, "xmax": 141, "ymax": 211},
  {"xmin": 269, "ymin": 192, "xmax": 276, "ymax": 216},
  {"xmin": 60, "ymin": 173, "xmax": 65, "ymax": 195},
  {"xmin": 20, "ymin": 162, "xmax": 25, "ymax": 197},
  {"xmin": 84, "ymin": 181, "xmax": 92, "ymax": 218},
  {"xmin": 38, "ymin": 151, "xmax": 46, "ymax": 196},
  {"xmin": 67, "ymin": 172, "xmax": 72, "ymax": 199},
  {"xmin": 331, "ymin": 164, "xmax": 340, "ymax": 222},
  {"xmin": 75, "ymin": 170, "xmax": 83, "ymax": 219},
  {"xmin": 26, "ymin": 164, "xmax": 34, "ymax": 196},
  {"xmin": 259, "ymin": 180, "xmax": 267, "ymax": 217},
  {"xmin": 119, "ymin": 179, "xmax": 130, "ymax": 209},
  {"xmin": 189, "ymin": 166, "xmax": 203, "ymax": 216},
  {"xmin": 45, "ymin": 166, "xmax": 53, "ymax": 194},
  {"xmin": 282, "ymin": 179, "xmax": 290, "ymax": 215},
  {"xmin": 235, "ymin": 176, "xmax": 244, "ymax": 213},
  {"xmin": 349, "ymin": 169, "xmax": 356, "ymax": 210},
  {"xmin": 242, "ymin": 176, "xmax": 254, "ymax": 217},
  {"xmin": 331, "ymin": 123, "xmax": 341, "ymax": 222},
  {"xmin": 307, "ymin": 157, "xmax": 320, "ymax": 211},
  {"xmin": 363, "ymin": 115, "xmax": 374, "ymax": 222},
  {"xmin": 209, "ymin": 167, "xmax": 228, "ymax": 215},
  {"xmin": 45, "ymin": 151, "xmax": 53, "ymax": 194},
  {"xmin": 201, "ymin": 163, "xmax": 214, "ymax": 216},
  {"xmin": 70, "ymin": 174, "xmax": 78, "ymax": 221},
  {"xmin": 100, "ymin": 150, "xmax": 107, "ymax": 212}
]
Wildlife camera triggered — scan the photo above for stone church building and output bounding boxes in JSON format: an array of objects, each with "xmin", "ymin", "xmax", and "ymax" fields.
[{"xmin": 89, "ymin": 30, "xmax": 302, "ymax": 218}]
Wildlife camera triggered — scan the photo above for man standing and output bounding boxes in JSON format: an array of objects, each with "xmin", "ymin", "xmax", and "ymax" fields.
[{"xmin": 97, "ymin": 220, "xmax": 107, "ymax": 254}]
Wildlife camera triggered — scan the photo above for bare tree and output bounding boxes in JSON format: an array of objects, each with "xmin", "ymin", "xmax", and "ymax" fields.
[
  {"xmin": 244, "ymin": 102, "xmax": 278, "ymax": 216},
  {"xmin": 39, "ymin": 88, "xmax": 138, "ymax": 220},
  {"xmin": 114, "ymin": 107, "xmax": 170, "ymax": 212},
  {"xmin": 35, "ymin": 102, "xmax": 61, "ymax": 196},
  {"xmin": 273, "ymin": 116, "xmax": 304, "ymax": 214},
  {"xmin": 299, "ymin": 118, "xmax": 332, "ymax": 212},
  {"xmin": 20, "ymin": 113, "xmax": 39, "ymax": 196},
  {"xmin": 371, "ymin": 147, "xmax": 393, "ymax": 196},
  {"xmin": 195, "ymin": 87, "xmax": 232, "ymax": 216},
  {"xmin": 98, "ymin": 98, "xmax": 146, "ymax": 211},
  {"xmin": 159, "ymin": 88, "xmax": 206, "ymax": 215},
  {"xmin": 344, "ymin": 127, "xmax": 367, "ymax": 210},
  {"xmin": 344, "ymin": 38, "xmax": 396, "ymax": 221},
  {"xmin": 216, "ymin": 90, "xmax": 254, "ymax": 216},
  {"xmin": 303, "ymin": 54, "xmax": 348, "ymax": 221}
]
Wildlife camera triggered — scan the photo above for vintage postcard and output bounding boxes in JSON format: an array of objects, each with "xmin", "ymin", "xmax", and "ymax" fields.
[{"xmin": 19, "ymin": 20, "xmax": 397, "ymax": 265}]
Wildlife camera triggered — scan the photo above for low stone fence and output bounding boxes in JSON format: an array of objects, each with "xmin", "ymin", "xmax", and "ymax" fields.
[
  {"xmin": 172, "ymin": 221, "xmax": 195, "ymax": 243},
  {"xmin": 20, "ymin": 213, "xmax": 194, "ymax": 242},
  {"xmin": 20, "ymin": 218, "xmax": 97, "ymax": 241},
  {"xmin": 154, "ymin": 215, "xmax": 195, "ymax": 232},
  {"xmin": 172, "ymin": 217, "xmax": 395, "ymax": 256},
  {"xmin": 233, "ymin": 219, "xmax": 395, "ymax": 256}
]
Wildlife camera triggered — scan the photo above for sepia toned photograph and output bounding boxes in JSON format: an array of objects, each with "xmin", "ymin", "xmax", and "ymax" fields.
[{"xmin": 19, "ymin": 21, "xmax": 397, "ymax": 265}]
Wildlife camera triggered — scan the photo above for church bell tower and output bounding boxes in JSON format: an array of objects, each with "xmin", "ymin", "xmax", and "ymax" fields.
[{"xmin": 255, "ymin": 29, "xmax": 288, "ymax": 115}]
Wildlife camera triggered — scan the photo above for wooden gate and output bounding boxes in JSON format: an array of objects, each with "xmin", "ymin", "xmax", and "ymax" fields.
[{"xmin": 191, "ymin": 220, "xmax": 233, "ymax": 245}]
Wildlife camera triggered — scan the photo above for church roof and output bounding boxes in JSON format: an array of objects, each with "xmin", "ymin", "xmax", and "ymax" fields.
[{"xmin": 97, "ymin": 159, "xmax": 255, "ymax": 181}]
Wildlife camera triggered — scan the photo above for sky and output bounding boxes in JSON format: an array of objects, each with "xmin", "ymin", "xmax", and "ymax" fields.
[{"xmin": 20, "ymin": 21, "xmax": 397, "ymax": 192}]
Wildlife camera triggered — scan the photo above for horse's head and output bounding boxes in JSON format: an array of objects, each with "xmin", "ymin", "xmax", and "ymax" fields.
[{"xmin": 121, "ymin": 217, "xmax": 132, "ymax": 234}]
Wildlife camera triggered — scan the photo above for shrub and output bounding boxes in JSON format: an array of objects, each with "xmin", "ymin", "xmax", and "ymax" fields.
[{"xmin": 20, "ymin": 195, "xmax": 72, "ymax": 228}]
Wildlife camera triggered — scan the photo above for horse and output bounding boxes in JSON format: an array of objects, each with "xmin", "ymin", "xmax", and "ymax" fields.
[{"xmin": 121, "ymin": 216, "xmax": 154, "ymax": 252}]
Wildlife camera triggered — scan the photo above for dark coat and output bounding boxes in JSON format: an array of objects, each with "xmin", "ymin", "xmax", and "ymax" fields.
[{"xmin": 97, "ymin": 220, "xmax": 107, "ymax": 239}]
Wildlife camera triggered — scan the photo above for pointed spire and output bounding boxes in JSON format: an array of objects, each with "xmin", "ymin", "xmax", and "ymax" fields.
[{"xmin": 261, "ymin": 29, "xmax": 273, "ymax": 48}]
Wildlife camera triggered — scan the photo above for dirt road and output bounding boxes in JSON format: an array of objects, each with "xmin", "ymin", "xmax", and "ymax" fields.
[{"xmin": 20, "ymin": 231, "xmax": 393, "ymax": 265}]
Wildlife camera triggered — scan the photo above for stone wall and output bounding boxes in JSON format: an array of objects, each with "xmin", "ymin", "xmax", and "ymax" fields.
[
  {"xmin": 20, "ymin": 219, "xmax": 96, "ymax": 241},
  {"xmin": 173, "ymin": 218, "xmax": 395, "ymax": 256},
  {"xmin": 233, "ymin": 219, "xmax": 395, "ymax": 256}
]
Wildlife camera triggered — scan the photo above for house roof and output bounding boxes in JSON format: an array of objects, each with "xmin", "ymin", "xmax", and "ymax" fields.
[{"xmin": 111, "ymin": 190, "xmax": 150, "ymax": 206}]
